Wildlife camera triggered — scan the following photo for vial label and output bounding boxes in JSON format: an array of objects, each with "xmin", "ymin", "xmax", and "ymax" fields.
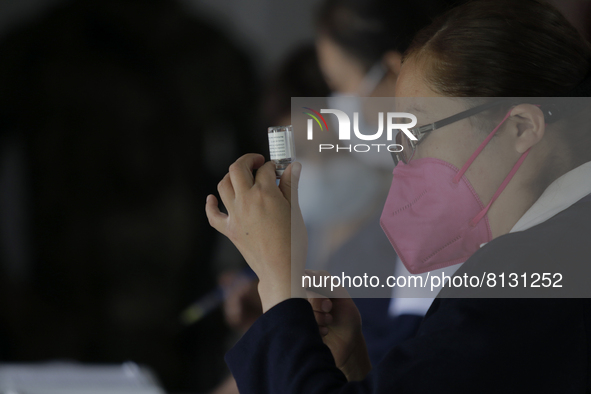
[{"xmin": 268, "ymin": 131, "xmax": 288, "ymax": 160}]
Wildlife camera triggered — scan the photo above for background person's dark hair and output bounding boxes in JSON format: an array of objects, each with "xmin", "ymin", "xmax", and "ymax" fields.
[
  {"xmin": 315, "ymin": 0, "xmax": 442, "ymax": 72},
  {"xmin": 261, "ymin": 43, "xmax": 330, "ymax": 127}
]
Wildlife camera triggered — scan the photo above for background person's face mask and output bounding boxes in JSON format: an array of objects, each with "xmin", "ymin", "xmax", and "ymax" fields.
[
  {"xmin": 298, "ymin": 156, "xmax": 383, "ymax": 227},
  {"xmin": 380, "ymin": 110, "xmax": 531, "ymax": 274}
]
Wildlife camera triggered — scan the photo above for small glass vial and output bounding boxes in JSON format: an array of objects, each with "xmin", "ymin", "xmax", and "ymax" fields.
[{"xmin": 268, "ymin": 125, "xmax": 296, "ymax": 178}]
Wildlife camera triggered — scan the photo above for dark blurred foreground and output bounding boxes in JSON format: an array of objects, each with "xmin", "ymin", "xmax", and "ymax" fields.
[{"xmin": 0, "ymin": 0, "xmax": 263, "ymax": 391}]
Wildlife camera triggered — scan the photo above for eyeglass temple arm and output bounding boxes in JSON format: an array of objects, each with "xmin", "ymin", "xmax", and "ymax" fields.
[{"xmin": 431, "ymin": 99, "xmax": 508, "ymax": 131}]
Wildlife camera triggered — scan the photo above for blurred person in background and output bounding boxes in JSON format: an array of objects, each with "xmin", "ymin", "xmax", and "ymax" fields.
[
  {"xmin": 0, "ymin": 0, "xmax": 262, "ymax": 392},
  {"xmin": 315, "ymin": 0, "xmax": 461, "ymax": 98}
]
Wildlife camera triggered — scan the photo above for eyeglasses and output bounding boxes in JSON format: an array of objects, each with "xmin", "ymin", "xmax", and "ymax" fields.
[{"xmin": 392, "ymin": 100, "xmax": 506, "ymax": 165}]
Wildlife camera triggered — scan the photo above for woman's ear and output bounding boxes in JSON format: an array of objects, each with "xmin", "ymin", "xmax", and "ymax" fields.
[
  {"xmin": 382, "ymin": 51, "xmax": 402, "ymax": 77},
  {"xmin": 509, "ymin": 104, "xmax": 546, "ymax": 153}
]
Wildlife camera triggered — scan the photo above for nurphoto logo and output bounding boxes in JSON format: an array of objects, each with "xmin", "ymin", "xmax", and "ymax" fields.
[{"xmin": 303, "ymin": 107, "xmax": 417, "ymax": 153}]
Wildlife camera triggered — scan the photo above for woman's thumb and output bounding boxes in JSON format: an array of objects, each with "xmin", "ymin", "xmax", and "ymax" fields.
[{"xmin": 279, "ymin": 161, "xmax": 301, "ymax": 205}]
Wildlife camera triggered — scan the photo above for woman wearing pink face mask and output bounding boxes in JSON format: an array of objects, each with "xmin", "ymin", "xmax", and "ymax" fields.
[{"xmin": 205, "ymin": 0, "xmax": 591, "ymax": 392}]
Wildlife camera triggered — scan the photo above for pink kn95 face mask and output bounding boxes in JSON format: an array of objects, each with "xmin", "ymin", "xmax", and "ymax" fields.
[{"xmin": 380, "ymin": 110, "xmax": 530, "ymax": 274}]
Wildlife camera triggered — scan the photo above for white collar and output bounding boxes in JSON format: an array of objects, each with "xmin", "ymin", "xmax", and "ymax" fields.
[{"xmin": 509, "ymin": 160, "xmax": 591, "ymax": 233}]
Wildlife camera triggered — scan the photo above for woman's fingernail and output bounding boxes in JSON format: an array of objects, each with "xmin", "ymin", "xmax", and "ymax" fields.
[
  {"xmin": 319, "ymin": 326, "xmax": 329, "ymax": 336},
  {"xmin": 324, "ymin": 313, "xmax": 333, "ymax": 325},
  {"xmin": 321, "ymin": 299, "xmax": 332, "ymax": 312}
]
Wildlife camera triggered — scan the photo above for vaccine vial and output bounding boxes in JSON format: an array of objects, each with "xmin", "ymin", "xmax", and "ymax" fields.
[{"xmin": 268, "ymin": 125, "xmax": 295, "ymax": 178}]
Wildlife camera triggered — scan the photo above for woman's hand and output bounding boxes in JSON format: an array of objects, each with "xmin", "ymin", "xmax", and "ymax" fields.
[
  {"xmin": 306, "ymin": 270, "xmax": 372, "ymax": 382},
  {"xmin": 205, "ymin": 154, "xmax": 307, "ymax": 312}
]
